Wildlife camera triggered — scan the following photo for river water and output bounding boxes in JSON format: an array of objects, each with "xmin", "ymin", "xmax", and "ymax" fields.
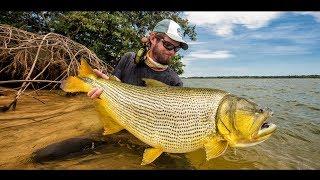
[{"xmin": 0, "ymin": 78, "xmax": 319, "ymax": 169}]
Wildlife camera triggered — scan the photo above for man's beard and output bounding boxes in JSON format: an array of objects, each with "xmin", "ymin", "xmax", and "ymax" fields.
[{"xmin": 151, "ymin": 45, "xmax": 170, "ymax": 65}]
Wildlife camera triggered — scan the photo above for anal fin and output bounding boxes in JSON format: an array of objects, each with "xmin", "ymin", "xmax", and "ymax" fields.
[
  {"xmin": 141, "ymin": 148, "xmax": 163, "ymax": 165},
  {"xmin": 101, "ymin": 116, "xmax": 124, "ymax": 135}
]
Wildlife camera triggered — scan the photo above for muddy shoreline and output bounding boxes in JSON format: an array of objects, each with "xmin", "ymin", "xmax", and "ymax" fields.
[{"xmin": 0, "ymin": 89, "xmax": 156, "ymax": 169}]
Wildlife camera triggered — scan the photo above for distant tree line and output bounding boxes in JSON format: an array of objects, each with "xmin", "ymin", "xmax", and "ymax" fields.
[
  {"xmin": 0, "ymin": 11, "xmax": 197, "ymax": 75},
  {"xmin": 182, "ymin": 75, "xmax": 320, "ymax": 79}
]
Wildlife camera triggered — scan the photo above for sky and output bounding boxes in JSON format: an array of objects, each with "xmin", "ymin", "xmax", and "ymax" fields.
[{"xmin": 179, "ymin": 12, "xmax": 320, "ymax": 77}]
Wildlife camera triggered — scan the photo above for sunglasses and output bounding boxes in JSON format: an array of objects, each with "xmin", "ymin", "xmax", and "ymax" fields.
[{"xmin": 160, "ymin": 39, "xmax": 181, "ymax": 52}]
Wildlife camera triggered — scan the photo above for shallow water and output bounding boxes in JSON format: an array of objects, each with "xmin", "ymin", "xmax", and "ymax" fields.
[{"xmin": 1, "ymin": 78, "xmax": 319, "ymax": 169}]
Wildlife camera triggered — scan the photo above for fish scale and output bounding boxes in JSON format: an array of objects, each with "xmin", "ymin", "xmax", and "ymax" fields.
[{"xmin": 85, "ymin": 78, "xmax": 228, "ymax": 153}]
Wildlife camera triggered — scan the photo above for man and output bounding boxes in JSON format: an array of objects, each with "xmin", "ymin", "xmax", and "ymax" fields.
[{"xmin": 87, "ymin": 19, "xmax": 188, "ymax": 99}]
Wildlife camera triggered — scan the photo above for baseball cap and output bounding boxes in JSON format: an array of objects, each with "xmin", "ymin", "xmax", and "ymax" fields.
[{"xmin": 153, "ymin": 19, "xmax": 188, "ymax": 50}]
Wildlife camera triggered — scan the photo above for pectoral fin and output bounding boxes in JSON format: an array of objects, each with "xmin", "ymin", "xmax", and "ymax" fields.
[
  {"xmin": 204, "ymin": 135, "xmax": 228, "ymax": 161},
  {"xmin": 95, "ymin": 99, "xmax": 124, "ymax": 135},
  {"xmin": 141, "ymin": 147, "xmax": 163, "ymax": 165}
]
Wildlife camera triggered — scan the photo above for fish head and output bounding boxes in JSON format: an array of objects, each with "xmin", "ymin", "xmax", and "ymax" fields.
[{"xmin": 216, "ymin": 94, "xmax": 276, "ymax": 148}]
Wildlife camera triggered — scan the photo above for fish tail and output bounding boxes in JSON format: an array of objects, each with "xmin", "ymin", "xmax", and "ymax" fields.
[{"xmin": 60, "ymin": 59, "xmax": 96, "ymax": 93}]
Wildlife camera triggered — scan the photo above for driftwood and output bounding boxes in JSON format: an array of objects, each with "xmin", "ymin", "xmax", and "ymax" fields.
[{"xmin": 0, "ymin": 24, "xmax": 114, "ymax": 111}]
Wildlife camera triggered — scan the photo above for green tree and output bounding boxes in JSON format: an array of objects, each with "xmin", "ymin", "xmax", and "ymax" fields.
[
  {"xmin": 0, "ymin": 11, "xmax": 196, "ymax": 75},
  {"xmin": 169, "ymin": 54, "xmax": 185, "ymax": 75},
  {"xmin": 0, "ymin": 11, "xmax": 61, "ymax": 34}
]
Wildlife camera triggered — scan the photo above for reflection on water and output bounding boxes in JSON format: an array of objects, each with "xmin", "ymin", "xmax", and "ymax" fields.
[{"xmin": 0, "ymin": 78, "xmax": 319, "ymax": 169}]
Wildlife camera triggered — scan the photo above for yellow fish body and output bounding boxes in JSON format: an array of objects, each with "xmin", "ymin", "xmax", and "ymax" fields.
[{"xmin": 60, "ymin": 60, "xmax": 276, "ymax": 165}]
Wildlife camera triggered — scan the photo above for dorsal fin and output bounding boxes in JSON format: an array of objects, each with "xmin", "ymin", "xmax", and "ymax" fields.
[
  {"xmin": 78, "ymin": 59, "xmax": 96, "ymax": 78},
  {"xmin": 142, "ymin": 78, "xmax": 168, "ymax": 87}
]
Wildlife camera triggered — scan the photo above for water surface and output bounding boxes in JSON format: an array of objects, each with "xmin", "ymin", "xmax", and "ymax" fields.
[{"xmin": 0, "ymin": 78, "xmax": 319, "ymax": 169}]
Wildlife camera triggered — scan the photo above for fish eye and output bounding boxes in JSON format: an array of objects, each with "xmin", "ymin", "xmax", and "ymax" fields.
[{"xmin": 259, "ymin": 108, "xmax": 264, "ymax": 113}]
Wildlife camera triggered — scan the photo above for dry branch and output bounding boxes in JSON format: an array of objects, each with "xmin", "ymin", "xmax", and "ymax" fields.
[{"xmin": 0, "ymin": 24, "xmax": 114, "ymax": 111}]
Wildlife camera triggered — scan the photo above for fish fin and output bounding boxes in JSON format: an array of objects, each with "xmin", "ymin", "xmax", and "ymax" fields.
[
  {"xmin": 142, "ymin": 78, "xmax": 168, "ymax": 87},
  {"xmin": 80, "ymin": 59, "xmax": 120, "ymax": 83},
  {"xmin": 204, "ymin": 135, "xmax": 228, "ymax": 161},
  {"xmin": 95, "ymin": 99, "xmax": 124, "ymax": 135},
  {"xmin": 78, "ymin": 59, "xmax": 96, "ymax": 78},
  {"xmin": 60, "ymin": 59, "xmax": 100, "ymax": 93},
  {"xmin": 60, "ymin": 76, "xmax": 92, "ymax": 93},
  {"xmin": 109, "ymin": 75, "xmax": 121, "ymax": 82},
  {"xmin": 141, "ymin": 147, "xmax": 163, "ymax": 165}
]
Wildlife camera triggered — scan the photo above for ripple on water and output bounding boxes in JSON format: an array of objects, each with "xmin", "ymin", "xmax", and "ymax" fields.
[
  {"xmin": 310, "ymin": 90, "xmax": 320, "ymax": 94},
  {"xmin": 271, "ymin": 133, "xmax": 288, "ymax": 143},
  {"xmin": 276, "ymin": 88, "xmax": 288, "ymax": 93},
  {"xmin": 294, "ymin": 103, "xmax": 320, "ymax": 111},
  {"xmin": 285, "ymin": 129, "xmax": 312, "ymax": 143},
  {"xmin": 286, "ymin": 100, "xmax": 298, "ymax": 103},
  {"xmin": 294, "ymin": 122, "xmax": 320, "ymax": 136}
]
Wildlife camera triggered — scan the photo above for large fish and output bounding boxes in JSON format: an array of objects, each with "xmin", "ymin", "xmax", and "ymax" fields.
[{"xmin": 60, "ymin": 59, "xmax": 276, "ymax": 165}]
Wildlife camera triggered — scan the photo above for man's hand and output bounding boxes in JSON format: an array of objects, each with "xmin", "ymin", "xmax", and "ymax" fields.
[
  {"xmin": 93, "ymin": 69, "xmax": 109, "ymax": 80},
  {"xmin": 87, "ymin": 69, "xmax": 109, "ymax": 99}
]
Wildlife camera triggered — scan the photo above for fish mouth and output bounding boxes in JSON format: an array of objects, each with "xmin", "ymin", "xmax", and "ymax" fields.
[
  {"xmin": 236, "ymin": 118, "xmax": 276, "ymax": 147},
  {"xmin": 258, "ymin": 121, "xmax": 276, "ymax": 137},
  {"xmin": 237, "ymin": 111, "xmax": 276, "ymax": 147},
  {"xmin": 257, "ymin": 113, "xmax": 277, "ymax": 138}
]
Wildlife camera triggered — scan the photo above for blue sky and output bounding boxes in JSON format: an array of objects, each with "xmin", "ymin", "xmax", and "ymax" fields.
[{"xmin": 179, "ymin": 12, "xmax": 320, "ymax": 77}]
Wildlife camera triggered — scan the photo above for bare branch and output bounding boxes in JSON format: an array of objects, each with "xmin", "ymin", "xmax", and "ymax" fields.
[
  {"xmin": 0, "ymin": 24, "xmax": 115, "ymax": 111},
  {"xmin": 0, "ymin": 80, "xmax": 61, "ymax": 84}
]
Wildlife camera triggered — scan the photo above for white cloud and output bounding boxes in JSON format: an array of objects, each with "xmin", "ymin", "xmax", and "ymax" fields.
[
  {"xmin": 294, "ymin": 12, "xmax": 320, "ymax": 22},
  {"xmin": 186, "ymin": 41, "xmax": 207, "ymax": 45},
  {"xmin": 183, "ymin": 50, "xmax": 234, "ymax": 61},
  {"xmin": 255, "ymin": 45, "xmax": 311, "ymax": 55},
  {"xmin": 182, "ymin": 66, "xmax": 249, "ymax": 77},
  {"xmin": 184, "ymin": 11, "xmax": 283, "ymax": 37}
]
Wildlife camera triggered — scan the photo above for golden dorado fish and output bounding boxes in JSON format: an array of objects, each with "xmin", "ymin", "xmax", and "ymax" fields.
[{"xmin": 60, "ymin": 59, "xmax": 276, "ymax": 165}]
